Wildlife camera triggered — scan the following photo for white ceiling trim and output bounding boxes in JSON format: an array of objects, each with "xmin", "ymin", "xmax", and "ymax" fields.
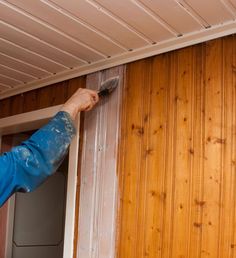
[{"xmin": 1, "ymin": 20, "xmax": 235, "ymax": 100}]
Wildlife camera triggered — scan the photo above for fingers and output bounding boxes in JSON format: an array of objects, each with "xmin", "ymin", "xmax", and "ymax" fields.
[{"xmin": 60, "ymin": 88, "xmax": 100, "ymax": 120}]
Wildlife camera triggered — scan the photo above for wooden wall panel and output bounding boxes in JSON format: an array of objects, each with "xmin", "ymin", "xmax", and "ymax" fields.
[
  {"xmin": 117, "ymin": 34, "xmax": 236, "ymax": 258},
  {"xmin": 0, "ymin": 76, "xmax": 86, "ymax": 118},
  {"xmin": 1, "ymin": 33, "xmax": 236, "ymax": 258},
  {"xmin": 76, "ymin": 66, "xmax": 124, "ymax": 258}
]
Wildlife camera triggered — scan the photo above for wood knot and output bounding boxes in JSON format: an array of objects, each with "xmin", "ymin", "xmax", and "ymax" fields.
[
  {"xmin": 213, "ymin": 137, "xmax": 226, "ymax": 144},
  {"xmin": 189, "ymin": 148, "xmax": 194, "ymax": 155},
  {"xmin": 145, "ymin": 148, "xmax": 153, "ymax": 156},
  {"xmin": 131, "ymin": 124, "xmax": 144, "ymax": 136},
  {"xmin": 195, "ymin": 199, "xmax": 206, "ymax": 207},
  {"xmin": 193, "ymin": 222, "xmax": 202, "ymax": 228}
]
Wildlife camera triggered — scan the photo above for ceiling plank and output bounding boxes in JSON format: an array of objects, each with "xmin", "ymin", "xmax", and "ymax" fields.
[
  {"xmin": 50, "ymin": 0, "xmax": 149, "ymax": 50},
  {"xmin": 138, "ymin": 0, "xmax": 203, "ymax": 34},
  {"xmin": 0, "ymin": 21, "xmax": 85, "ymax": 69},
  {"xmin": 89, "ymin": 0, "xmax": 173, "ymax": 43},
  {"xmin": 0, "ymin": 64, "xmax": 35, "ymax": 82},
  {"xmin": 8, "ymin": 0, "xmax": 127, "ymax": 56},
  {"xmin": 0, "ymin": 52, "xmax": 50, "ymax": 79},
  {"xmin": 0, "ymin": 1, "xmax": 106, "ymax": 62},
  {"xmin": 0, "ymin": 38, "xmax": 66, "ymax": 74},
  {"xmin": 182, "ymin": 0, "xmax": 234, "ymax": 25},
  {"xmin": 0, "ymin": 74, "xmax": 21, "ymax": 87}
]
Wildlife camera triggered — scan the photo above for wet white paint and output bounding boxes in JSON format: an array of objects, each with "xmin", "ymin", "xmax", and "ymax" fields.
[{"xmin": 77, "ymin": 66, "xmax": 124, "ymax": 258}]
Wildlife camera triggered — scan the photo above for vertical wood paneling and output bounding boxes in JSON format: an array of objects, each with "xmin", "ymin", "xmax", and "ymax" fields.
[
  {"xmin": 0, "ymin": 76, "xmax": 86, "ymax": 118},
  {"xmin": 117, "ymin": 34, "xmax": 236, "ymax": 258},
  {"xmin": 231, "ymin": 35, "xmax": 236, "ymax": 258},
  {"xmin": 117, "ymin": 60, "xmax": 151, "ymax": 258},
  {"xmin": 1, "ymin": 34, "xmax": 236, "ymax": 258},
  {"xmin": 218, "ymin": 33, "xmax": 235, "ymax": 258},
  {"xmin": 188, "ymin": 44, "xmax": 204, "ymax": 258},
  {"xmin": 201, "ymin": 39, "xmax": 223, "ymax": 258},
  {"xmin": 171, "ymin": 47, "xmax": 194, "ymax": 257},
  {"xmin": 143, "ymin": 54, "xmax": 169, "ymax": 258}
]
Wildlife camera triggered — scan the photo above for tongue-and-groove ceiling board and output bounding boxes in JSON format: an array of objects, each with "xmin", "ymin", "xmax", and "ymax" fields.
[{"xmin": 0, "ymin": 0, "xmax": 236, "ymax": 99}]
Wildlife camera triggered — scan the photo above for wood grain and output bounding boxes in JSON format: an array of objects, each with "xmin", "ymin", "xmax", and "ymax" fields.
[
  {"xmin": 1, "ymin": 34, "xmax": 236, "ymax": 258},
  {"xmin": 117, "ymin": 34, "xmax": 236, "ymax": 258}
]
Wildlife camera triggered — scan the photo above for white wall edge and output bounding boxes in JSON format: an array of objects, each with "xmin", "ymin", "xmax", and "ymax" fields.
[
  {"xmin": 0, "ymin": 105, "xmax": 62, "ymax": 135},
  {"xmin": 0, "ymin": 21, "xmax": 235, "ymax": 100},
  {"xmin": 63, "ymin": 114, "xmax": 80, "ymax": 258}
]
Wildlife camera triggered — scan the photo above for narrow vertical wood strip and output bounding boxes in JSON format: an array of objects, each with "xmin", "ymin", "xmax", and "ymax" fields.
[
  {"xmin": 187, "ymin": 45, "xmax": 196, "ymax": 257},
  {"xmin": 217, "ymin": 35, "xmax": 234, "ymax": 257},
  {"xmin": 135, "ymin": 59, "xmax": 153, "ymax": 258},
  {"xmin": 231, "ymin": 34, "xmax": 236, "ymax": 258},
  {"xmin": 171, "ymin": 46, "xmax": 194, "ymax": 257},
  {"xmin": 188, "ymin": 44, "xmax": 204, "ymax": 258},
  {"xmin": 143, "ymin": 53, "xmax": 169, "ymax": 258},
  {"xmin": 161, "ymin": 51, "xmax": 177, "ymax": 258},
  {"xmin": 117, "ymin": 60, "xmax": 148, "ymax": 258},
  {"xmin": 201, "ymin": 39, "xmax": 223, "ymax": 258}
]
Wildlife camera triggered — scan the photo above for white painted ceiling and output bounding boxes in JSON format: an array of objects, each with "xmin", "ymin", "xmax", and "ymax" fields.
[{"xmin": 0, "ymin": 0, "xmax": 236, "ymax": 99}]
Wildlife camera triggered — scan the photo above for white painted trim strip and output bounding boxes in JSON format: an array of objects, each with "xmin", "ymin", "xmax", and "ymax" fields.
[
  {"xmin": 63, "ymin": 114, "xmax": 80, "ymax": 258},
  {"xmin": 77, "ymin": 66, "xmax": 122, "ymax": 258},
  {"xmin": 0, "ymin": 21, "xmax": 236, "ymax": 100},
  {"xmin": 4, "ymin": 195, "xmax": 15, "ymax": 258},
  {"xmin": 0, "ymin": 105, "xmax": 62, "ymax": 135}
]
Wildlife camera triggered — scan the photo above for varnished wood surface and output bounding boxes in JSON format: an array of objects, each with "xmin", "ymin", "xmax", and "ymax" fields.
[
  {"xmin": 117, "ymin": 34, "xmax": 236, "ymax": 258},
  {"xmin": 0, "ymin": 76, "xmax": 86, "ymax": 118},
  {"xmin": 1, "ymin": 34, "xmax": 236, "ymax": 258}
]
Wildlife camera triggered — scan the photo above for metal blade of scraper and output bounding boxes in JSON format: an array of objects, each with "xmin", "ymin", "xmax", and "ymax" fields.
[{"xmin": 98, "ymin": 76, "xmax": 119, "ymax": 97}]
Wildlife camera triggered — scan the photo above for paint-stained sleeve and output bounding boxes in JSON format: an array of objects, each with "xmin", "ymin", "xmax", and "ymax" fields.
[{"xmin": 0, "ymin": 111, "xmax": 76, "ymax": 207}]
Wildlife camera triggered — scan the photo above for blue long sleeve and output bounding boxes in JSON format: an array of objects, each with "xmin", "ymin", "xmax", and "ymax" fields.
[{"xmin": 0, "ymin": 111, "xmax": 76, "ymax": 207}]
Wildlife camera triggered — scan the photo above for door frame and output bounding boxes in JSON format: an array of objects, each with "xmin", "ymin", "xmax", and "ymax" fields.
[{"xmin": 0, "ymin": 105, "xmax": 80, "ymax": 258}]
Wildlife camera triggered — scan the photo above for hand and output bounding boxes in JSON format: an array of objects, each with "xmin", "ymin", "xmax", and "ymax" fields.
[{"xmin": 61, "ymin": 88, "xmax": 99, "ymax": 120}]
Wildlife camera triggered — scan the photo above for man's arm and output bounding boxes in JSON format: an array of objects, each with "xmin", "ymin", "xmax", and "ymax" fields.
[{"xmin": 0, "ymin": 88, "xmax": 99, "ymax": 207}]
